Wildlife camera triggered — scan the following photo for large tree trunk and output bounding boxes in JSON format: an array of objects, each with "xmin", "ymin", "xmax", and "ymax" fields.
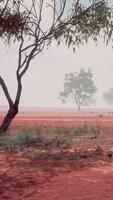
[
  {"xmin": 0, "ymin": 104, "xmax": 18, "ymax": 133},
  {"xmin": 0, "ymin": 73, "xmax": 22, "ymax": 133}
]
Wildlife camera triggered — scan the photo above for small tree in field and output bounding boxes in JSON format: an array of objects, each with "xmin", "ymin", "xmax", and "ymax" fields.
[
  {"xmin": 59, "ymin": 69, "xmax": 97, "ymax": 111},
  {"xmin": 103, "ymin": 87, "xmax": 113, "ymax": 106},
  {"xmin": 0, "ymin": 0, "xmax": 112, "ymax": 132}
]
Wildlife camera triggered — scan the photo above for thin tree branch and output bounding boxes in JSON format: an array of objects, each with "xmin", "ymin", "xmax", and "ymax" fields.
[
  {"xmin": 17, "ymin": 30, "xmax": 24, "ymax": 76},
  {"xmin": 19, "ymin": 42, "xmax": 38, "ymax": 78},
  {"xmin": 0, "ymin": 0, "xmax": 10, "ymax": 16},
  {"xmin": 53, "ymin": 0, "xmax": 66, "ymax": 26}
]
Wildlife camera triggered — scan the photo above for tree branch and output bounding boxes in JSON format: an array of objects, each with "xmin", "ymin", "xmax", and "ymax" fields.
[
  {"xmin": 19, "ymin": 42, "xmax": 38, "ymax": 78},
  {"xmin": 0, "ymin": 0, "xmax": 10, "ymax": 17},
  {"xmin": 0, "ymin": 76, "xmax": 13, "ymax": 107}
]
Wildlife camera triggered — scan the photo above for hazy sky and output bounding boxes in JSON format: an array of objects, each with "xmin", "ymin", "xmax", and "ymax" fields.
[{"xmin": 0, "ymin": 0, "xmax": 113, "ymax": 109}]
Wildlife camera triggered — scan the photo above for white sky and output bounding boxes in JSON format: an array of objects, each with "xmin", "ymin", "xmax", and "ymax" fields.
[
  {"xmin": 0, "ymin": 0, "xmax": 113, "ymax": 109},
  {"xmin": 0, "ymin": 40, "xmax": 113, "ymax": 109}
]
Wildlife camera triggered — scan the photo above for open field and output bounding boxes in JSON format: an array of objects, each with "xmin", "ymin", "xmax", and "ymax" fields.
[
  {"xmin": 1, "ymin": 108, "xmax": 113, "ymax": 128},
  {"xmin": 0, "ymin": 109, "xmax": 113, "ymax": 199}
]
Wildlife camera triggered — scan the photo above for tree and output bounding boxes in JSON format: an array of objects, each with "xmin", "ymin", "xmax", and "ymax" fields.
[
  {"xmin": 0, "ymin": 0, "xmax": 112, "ymax": 132},
  {"xmin": 103, "ymin": 87, "xmax": 113, "ymax": 106},
  {"xmin": 59, "ymin": 69, "xmax": 97, "ymax": 111}
]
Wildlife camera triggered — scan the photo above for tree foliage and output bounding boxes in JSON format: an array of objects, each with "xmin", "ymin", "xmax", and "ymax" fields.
[
  {"xmin": 0, "ymin": 0, "xmax": 29, "ymax": 42},
  {"xmin": 54, "ymin": 0, "xmax": 113, "ymax": 49},
  {"xmin": 59, "ymin": 69, "xmax": 97, "ymax": 110},
  {"xmin": 103, "ymin": 87, "xmax": 113, "ymax": 106},
  {"xmin": 0, "ymin": 0, "xmax": 113, "ymax": 46}
]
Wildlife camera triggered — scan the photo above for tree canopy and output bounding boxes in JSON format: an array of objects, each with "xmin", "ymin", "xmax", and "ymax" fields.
[
  {"xmin": 59, "ymin": 69, "xmax": 97, "ymax": 111},
  {"xmin": 0, "ymin": 0, "xmax": 113, "ymax": 46}
]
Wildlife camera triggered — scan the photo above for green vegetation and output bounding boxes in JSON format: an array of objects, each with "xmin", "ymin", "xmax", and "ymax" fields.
[
  {"xmin": 0, "ymin": 125, "xmax": 87, "ymax": 149},
  {"xmin": 0, "ymin": 124, "xmax": 112, "ymax": 160},
  {"xmin": 59, "ymin": 68, "xmax": 97, "ymax": 111},
  {"xmin": 0, "ymin": 124, "xmax": 104, "ymax": 150}
]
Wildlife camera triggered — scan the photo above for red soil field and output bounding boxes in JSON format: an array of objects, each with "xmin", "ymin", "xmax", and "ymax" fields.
[
  {"xmin": 0, "ymin": 110, "xmax": 113, "ymax": 199},
  {"xmin": 1, "ymin": 110, "xmax": 113, "ymax": 128}
]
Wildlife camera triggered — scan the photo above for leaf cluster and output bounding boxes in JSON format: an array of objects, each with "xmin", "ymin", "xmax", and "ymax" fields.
[
  {"xmin": 0, "ymin": 5, "xmax": 29, "ymax": 42},
  {"xmin": 55, "ymin": 0, "xmax": 113, "ymax": 50}
]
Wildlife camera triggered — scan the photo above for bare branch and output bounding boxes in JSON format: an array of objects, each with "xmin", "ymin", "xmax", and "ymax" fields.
[
  {"xmin": 32, "ymin": 0, "xmax": 38, "ymax": 19},
  {"xmin": 46, "ymin": 0, "xmax": 56, "ymax": 28},
  {"xmin": 35, "ymin": 0, "xmax": 44, "ymax": 39},
  {"xmin": 19, "ymin": 0, "xmax": 40, "ymax": 21},
  {"xmin": 0, "ymin": 76, "xmax": 13, "ymax": 107},
  {"xmin": 0, "ymin": 0, "xmax": 10, "ymax": 16},
  {"xmin": 75, "ymin": 0, "xmax": 80, "ymax": 7},
  {"xmin": 30, "ymin": 42, "xmax": 45, "ymax": 59},
  {"xmin": 16, "ymin": 30, "xmax": 24, "ymax": 76},
  {"xmin": 21, "ymin": 43, "xmax": 35, "ymax": 53},
  {"xmin": 53, "ymin": 0, "xmax": 66, "ymax": 26},
  {"xmin": 20, "ymin": 54, "xmax": 29, "ymax": 68},
  {"xmin": 19, "ymin": 43, "xmax": 38, "ymax": 78}
]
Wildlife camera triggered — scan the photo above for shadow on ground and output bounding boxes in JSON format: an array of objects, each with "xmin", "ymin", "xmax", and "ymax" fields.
[{"xmin": 0, "ymin": 149, "xmax": 111, "ymax": 200}]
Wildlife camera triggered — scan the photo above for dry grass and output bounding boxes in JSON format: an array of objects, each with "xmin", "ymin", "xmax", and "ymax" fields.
[{"xmin": 0, "ymin": 124, "xmax": 113, "ymax": 160}]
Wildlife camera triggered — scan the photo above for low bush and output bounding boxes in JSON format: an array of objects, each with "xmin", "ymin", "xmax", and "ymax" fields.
[{"xmin": 0, "ymin": 124, "xmax": 102, "ymax": 151}]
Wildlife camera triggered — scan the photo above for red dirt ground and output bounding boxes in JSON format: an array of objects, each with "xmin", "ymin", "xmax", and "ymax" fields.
[
  {"xmin": 0, "ymin": 112, "xmax": 113, "ymax": 199},
  {"xmin": 1, "ymin": 150, "xmax": 113, "ymax": 200},
  {"xmin": 1, "ymin": 112, "xmax": 113, "ymax": 128}
]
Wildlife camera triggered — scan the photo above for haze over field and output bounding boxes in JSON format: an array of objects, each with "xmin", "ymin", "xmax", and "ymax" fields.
[{"xmin": 0, "ymin": 0, "xmax": 113, "ymax": 110}]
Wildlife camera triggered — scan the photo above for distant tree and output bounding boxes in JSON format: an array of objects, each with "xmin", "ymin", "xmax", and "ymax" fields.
[
  {"xmin": 59, "ymin": 69, "xmax": 97, "ymax": 111},
  {"xmin": 0, "ymin": 0, "xmax": 112, "ymax": 132},
  {"xmin": 103, "ymin": 87, "xmax": 113, "ymax": 106}
]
